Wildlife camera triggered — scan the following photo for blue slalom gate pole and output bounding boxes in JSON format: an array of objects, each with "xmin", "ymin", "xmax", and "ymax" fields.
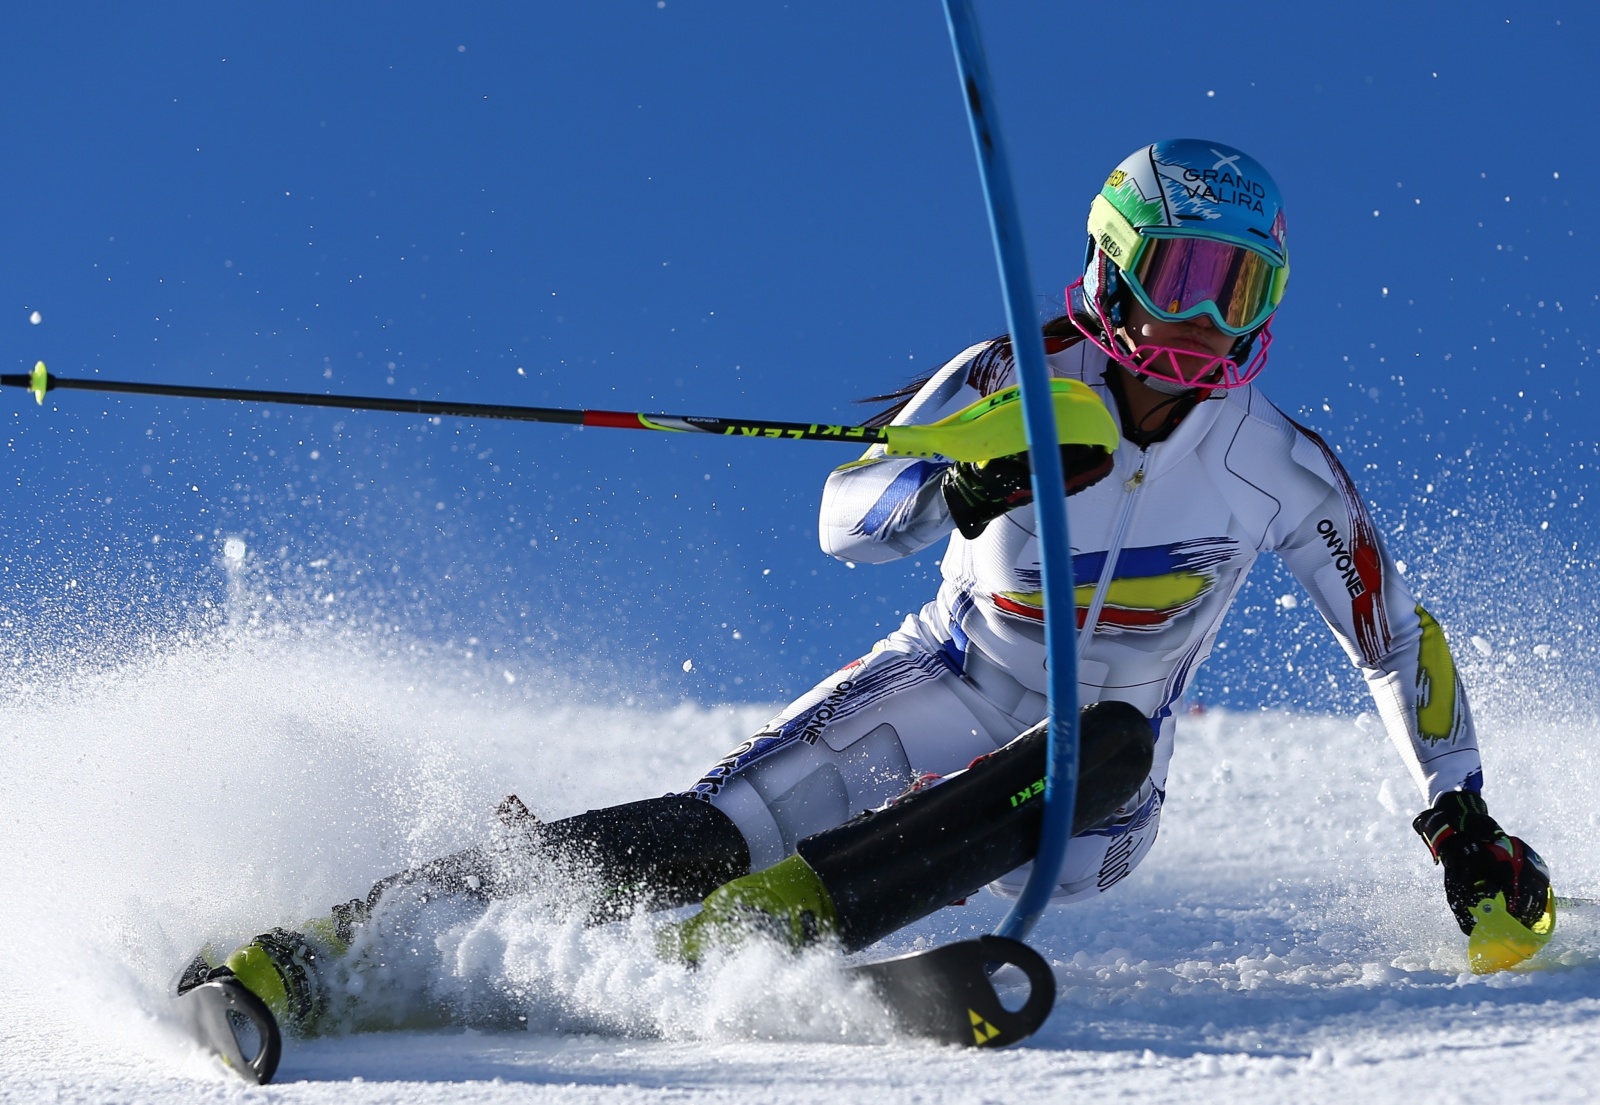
[{"xmin": 941, "ymin": 0, "xmax": 1080, "ymax": 942}]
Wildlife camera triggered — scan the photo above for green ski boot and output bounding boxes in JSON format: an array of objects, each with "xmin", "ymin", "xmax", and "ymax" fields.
[
  {"xmin": 659, "ymin": 854, "xmax": 839, "ymax": 964},
  {"xmin": 178, "ymin": 898, "xmax": 367, "ymax": 1036}
]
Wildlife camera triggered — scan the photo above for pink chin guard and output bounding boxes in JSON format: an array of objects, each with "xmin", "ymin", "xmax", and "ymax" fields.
[{"xmin": 1066, "ymin": 276, "xmax": 1272, "ymax": 390}]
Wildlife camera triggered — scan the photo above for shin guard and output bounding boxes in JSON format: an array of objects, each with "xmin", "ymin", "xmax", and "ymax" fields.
[{"xmin": 796, "ymin": 700, "xmax": 1153, "ymax": 952}]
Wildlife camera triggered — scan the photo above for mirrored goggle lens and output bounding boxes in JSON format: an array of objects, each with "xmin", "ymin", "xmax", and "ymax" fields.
[{"xmin": 1129, "ymin": 236, "xmax": 1281, "ymax": 334}]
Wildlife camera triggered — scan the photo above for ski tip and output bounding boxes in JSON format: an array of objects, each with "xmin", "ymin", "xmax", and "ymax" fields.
[{"xmin": 177, "ymin": 976, "xmax": 282, "ymax": 1084}]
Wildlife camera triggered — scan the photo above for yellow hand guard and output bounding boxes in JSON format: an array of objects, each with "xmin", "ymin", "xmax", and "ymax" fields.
[
  {"xmin": 883, "ymin": 379, "xmax": 1117, "ymax": 463},
  {"xmin": 1467, "ymin": 889, "xmax": 1556, "ymax": 973}
]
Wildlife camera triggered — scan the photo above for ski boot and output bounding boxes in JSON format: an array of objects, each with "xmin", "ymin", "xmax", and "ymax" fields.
[
  {"xmin": 173, "ymin": 796, "xmax": 531, "ymax": 1035},
  {"xmin": 176, "ymin": 897, "xmax": 367, "ymax": 1036},
  {"xmin": 659, "ymin": 852, "xmax": 838, "ymax": 963}
]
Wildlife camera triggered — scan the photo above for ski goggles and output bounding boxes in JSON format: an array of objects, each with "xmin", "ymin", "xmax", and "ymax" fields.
[
  {"xmin": 1124, "ymin": 233, "xmax": 1286, "ymax": 336},
  {"xmin": 1089, "ymin": 197, "xmax": 1288, "ymax": 336}
]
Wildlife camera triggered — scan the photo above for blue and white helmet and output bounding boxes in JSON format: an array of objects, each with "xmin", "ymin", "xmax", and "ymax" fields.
[{"xmin": 1076, "ymin": 139, "xmax": 1289, "ymax": 387}]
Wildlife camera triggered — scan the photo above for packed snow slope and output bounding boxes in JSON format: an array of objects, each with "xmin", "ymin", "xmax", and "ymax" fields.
[{"xmin": 1, "ymin": 621, "xmax": 1597, "ymax": 1104}]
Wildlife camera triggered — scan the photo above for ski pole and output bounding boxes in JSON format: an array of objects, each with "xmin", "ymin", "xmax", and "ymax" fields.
[
  {"xmin": 2, "ymin": 361, "xmax": 1116, "ymax": 464},
  {"xmin": 941, "ymin": 0, "xmax": 1080, "ymax": 944}
]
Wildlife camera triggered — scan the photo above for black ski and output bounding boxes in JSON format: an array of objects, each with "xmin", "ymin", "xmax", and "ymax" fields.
[
  {"xmin": 173, "ymin": 933, "xmax": 1051, "ymax": 1084},
  {"xmin": 847, "ymin": 935, "xmax": 1056, "ymax": 1047},
  {"xmin": 176, "ymin": 975, "xmax": 282, "ymax": 1084}
]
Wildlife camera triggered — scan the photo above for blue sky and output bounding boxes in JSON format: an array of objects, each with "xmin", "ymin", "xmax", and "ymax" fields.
[{"xmin": 3, "ymin": 2, "xmax": 1595, "ymax": 710}]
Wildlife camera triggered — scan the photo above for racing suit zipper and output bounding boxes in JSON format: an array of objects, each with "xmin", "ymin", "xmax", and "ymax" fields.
[{"xmin": 1076, "ymin": 448, "xmax": 1153, "ymax": 659}]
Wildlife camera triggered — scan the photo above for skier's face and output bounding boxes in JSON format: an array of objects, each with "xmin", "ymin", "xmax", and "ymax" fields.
[{"xmin": 1117, "ymin": 299, "xmax": 1236, "ymax": 384}]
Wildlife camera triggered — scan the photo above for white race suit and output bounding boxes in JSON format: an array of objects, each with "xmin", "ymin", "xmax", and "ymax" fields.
[{"xmin": 687, "ymin": 334, "xmax": 1482, "ymax": 903}]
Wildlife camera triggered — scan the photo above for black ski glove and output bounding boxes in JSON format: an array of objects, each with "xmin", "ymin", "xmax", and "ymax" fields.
[
  {"xmin": 942, "ymin": 444, "xmax": 1114, "ymax": 539},
  {"xmin": 1413, "ymin": 791, "xmax": 1551, "ymax": 936}
]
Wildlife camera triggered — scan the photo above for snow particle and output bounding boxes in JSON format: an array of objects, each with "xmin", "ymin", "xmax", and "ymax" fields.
[
  {"xmin": 1470, "ymin": 635, "xmax": 1493, "ymax": 657},
  {"xmin": 223, "ymin": 537, "xmax": 247, "ymax": 563},
  {"xmin": 28, "ymin": 310, "xmax": 41, "ymax": 325},
  {"xmin": 682, "ymin": 659, "xmax": 694, "ymax": 672},
  {"xmin": 1277, "ymin": 594, "xmax": 1299, "ymax": 610}
]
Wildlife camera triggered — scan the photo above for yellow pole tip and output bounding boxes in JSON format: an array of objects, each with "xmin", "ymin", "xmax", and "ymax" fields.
[{"xmin": 30, "ymin": 361, "xmax": 47, "ymax": 405}]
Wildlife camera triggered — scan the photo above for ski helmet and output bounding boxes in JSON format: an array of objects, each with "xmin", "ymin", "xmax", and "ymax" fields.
[{"xmin": 1074, "ymin": 139, "xmax": 1289, "ymax": 388}]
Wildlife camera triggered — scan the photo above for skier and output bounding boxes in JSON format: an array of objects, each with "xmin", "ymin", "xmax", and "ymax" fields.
[{"xmin": 188, "ymin": 139, "xmax": 1552, "ymax": 1030}]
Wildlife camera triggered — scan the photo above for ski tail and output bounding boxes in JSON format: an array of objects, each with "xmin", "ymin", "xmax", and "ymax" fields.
[{"xmin": 850, "ymin": 935, "xmax": 1056, "ymax": 1047}]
